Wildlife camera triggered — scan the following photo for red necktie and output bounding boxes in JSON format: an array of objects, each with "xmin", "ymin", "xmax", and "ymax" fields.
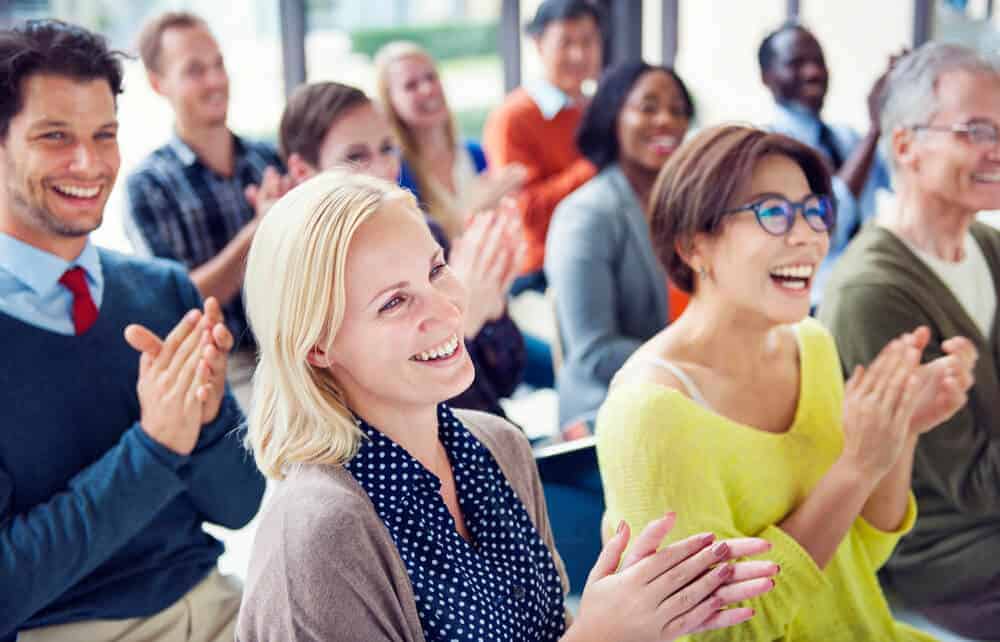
[{"xmin": 59, "ymin": 266, "xmax": 98, "ymax": 335}]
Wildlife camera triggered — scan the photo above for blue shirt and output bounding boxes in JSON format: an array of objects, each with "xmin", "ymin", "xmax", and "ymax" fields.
[
  {"xmin": 0, "ymin": 248, "xmax": 264, "ymax": 639},
  {"xmin": 0, "ymin": 234, "xmax": 103, "ymax": 334},
  {"xmin": 345, "ymin": 404, "xmax": 565, "ymax": 642},
  {"xmin": 524, "ymin": 80, "xmax": 576, "ymax": 120},
  {"xmin": 124, "ymin": 132, "xmax": 283, "ymax": 347},
  {"xmin": 768, "ymin": 103, "xmax": 893, "ymax": 305}
]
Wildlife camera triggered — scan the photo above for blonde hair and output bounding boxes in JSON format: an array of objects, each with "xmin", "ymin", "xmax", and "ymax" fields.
[
  {"xmin": 243, "ymin": 170, "xmax": 416, "ymax": 479},
  {"xmin": 375, "ymin": 41, "xmax": 465, "ymax": 240}
]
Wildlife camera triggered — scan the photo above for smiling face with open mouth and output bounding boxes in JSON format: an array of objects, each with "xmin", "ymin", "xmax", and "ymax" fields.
[
  {"xmin": 153, "ymin": 24, "xmax": 230, "ymax": 130},
  {"xmin": 617, "ymin": 68, "xmax": 691, "ymax": 174},
  {"xmin": 321, "ymin": 197, "xmax": 475, "ymax": 419},
  {"xmin": 763, "ymin": 27, "xmax": 828, "ymax": 116},
  {"xmin": 696, "ymin": 154, "xmax": 829, "ymax": 323},
  {"xmin": 1, "ymin": 73, "xmax": 119, "ymax": 252},
  {"xmin": 386, "ymin": 53, "xmax": 450, "ymax": 132},
  {"xmin": 904, "ymin": 70, "xmax": 1000, "ymax": 216}
]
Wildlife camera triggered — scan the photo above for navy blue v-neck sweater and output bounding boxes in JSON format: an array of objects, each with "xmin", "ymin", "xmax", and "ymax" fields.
[{"xmin": 0, "ymin": 249, "xmax": 264, "ymax": 639}]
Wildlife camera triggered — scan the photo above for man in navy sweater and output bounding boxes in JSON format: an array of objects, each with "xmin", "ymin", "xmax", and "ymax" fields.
[{"xmin": 0, "ymin": 20, "xmax": 265, "ymax": 642}]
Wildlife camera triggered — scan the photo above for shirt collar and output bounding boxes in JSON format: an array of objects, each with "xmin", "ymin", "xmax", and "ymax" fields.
[
  {"xmin": 168, "ymin": 130, "xmax": 246, "ymax": 168},
  {"xmin": 0, "ymin": 233, "xmax": 102, "ymax": 297},
  {"xmin": 346, "ymin": 404, "xmax": 487, "ymax": 493},
  {"xmin": 773, "ymin": 101, "xmax": 823, "ymax": 139},
  {"xmin": 525, "ymin": 79, "xmax": 575, "ymax": 120}
]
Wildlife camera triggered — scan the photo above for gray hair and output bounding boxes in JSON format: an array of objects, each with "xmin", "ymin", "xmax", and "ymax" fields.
[{"xmin": 880, "ymin": 42, "xmax": 1000, "ymax": 174}]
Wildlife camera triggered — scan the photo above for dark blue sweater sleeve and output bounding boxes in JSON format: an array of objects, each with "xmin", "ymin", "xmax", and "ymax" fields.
[
  {"xmin": 182, "ymin": 391, "xmax": 264, "ymax": 529},
  {"xmin": 170, "ymin": 269, "xmax": 265, "ymax": 529},
  {"xmin": 0, "ymin": 427, "xmax": 187, "ymax": 638}
]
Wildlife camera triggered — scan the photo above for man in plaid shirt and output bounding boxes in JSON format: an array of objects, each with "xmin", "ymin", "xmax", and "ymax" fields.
[{"xmin": 125, "ymin": 12, "xmax": 290, "ymax": 409}]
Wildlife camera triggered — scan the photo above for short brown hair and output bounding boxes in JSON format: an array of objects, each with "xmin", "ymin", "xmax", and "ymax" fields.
[
  {"xmin": 137, "ymin": 11, "xmax": 206, "ymax": 73},
  {"xmin": 278, "ymin": 81, "xmax": 370, "ymax": 166},
  {"xmin": 650, "ymin": 124, "xmax": 833, "ymax": 293}
]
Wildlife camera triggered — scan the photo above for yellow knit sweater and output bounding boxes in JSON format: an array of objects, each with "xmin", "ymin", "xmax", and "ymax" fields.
[{"xmin": 595, "ymin": 318, "xmax": 934, "ymax": 641}]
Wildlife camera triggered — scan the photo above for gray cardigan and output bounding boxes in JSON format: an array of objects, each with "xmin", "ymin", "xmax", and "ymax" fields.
[
  {"xmin": 236, "ymin": 409, "xmax": 570, "ymax": 641},
  {"xmin": 544, "ymin": 164, "xmax": 669, "ymax": 427}
]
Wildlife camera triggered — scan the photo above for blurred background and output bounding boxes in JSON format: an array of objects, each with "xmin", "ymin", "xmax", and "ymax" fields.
[{"xmin": 3, "ymin": 0, "xmax": 1000, "ymax": 252}]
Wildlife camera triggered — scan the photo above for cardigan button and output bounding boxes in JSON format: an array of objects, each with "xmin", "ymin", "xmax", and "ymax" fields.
[{"xmin": 512, "ymin": 585, "xmax": 526, "ymax": 600}]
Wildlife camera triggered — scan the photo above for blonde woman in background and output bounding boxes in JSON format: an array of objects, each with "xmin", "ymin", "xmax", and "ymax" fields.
[
  {"xmin": 375, "ymin": 40, "xmax": 526, "ymax": 241},
  {"xmin": 377, "ymin": 41, "xmax": 556, "ymax": 391},
  {"xmin": 235, "ymin": 171, "xmax": 780, "ymax": 641}
]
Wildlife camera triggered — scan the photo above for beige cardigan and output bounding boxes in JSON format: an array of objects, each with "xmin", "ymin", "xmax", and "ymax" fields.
[{"xmin": 236, "ymin": 409, "xmax": 571, "ymax": 641}]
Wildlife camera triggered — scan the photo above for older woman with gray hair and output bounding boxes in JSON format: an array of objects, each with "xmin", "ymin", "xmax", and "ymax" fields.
[{"xmin": 819, "ymin": 42, "xmax": 998, "ymax": 639}]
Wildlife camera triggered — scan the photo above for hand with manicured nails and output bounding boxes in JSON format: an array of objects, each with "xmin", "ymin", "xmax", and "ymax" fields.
[
  {"xmin": 124, "ymin": 309, "xmax": 210, "ymax": 455},
  {"xmin": 841, "ymin": 333, "xmax": 923, "ymax": 478},
  {"xmin": 564, "ymin": 513, "xmax": 779, "ymax": 642}
]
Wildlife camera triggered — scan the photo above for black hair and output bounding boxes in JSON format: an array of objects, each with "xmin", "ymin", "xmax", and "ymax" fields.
[
  {"xmin": 525, "ymin": 0, "xmax": 606, "ymax": 37},
  {"xmin": 757, "ymin": 21, "xmax": 808, "ymax": 75},
  {"xmin": 0, "ymin": 19, "xmax": 126, "ymax": 139},
  {"xmin": 576, "ymin": 60, "xmax": 695, "ymax": 170}
]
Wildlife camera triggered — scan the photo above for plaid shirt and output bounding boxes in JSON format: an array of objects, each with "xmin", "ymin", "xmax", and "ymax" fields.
[{"xmin": 124, "ymin": 133, "xmax": 283, "ymax": 348}]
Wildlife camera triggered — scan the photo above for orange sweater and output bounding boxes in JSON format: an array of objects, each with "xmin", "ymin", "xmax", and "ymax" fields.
[{"xmin": 483, "ymin": 88, "xmax": 596, "ymax": 274}]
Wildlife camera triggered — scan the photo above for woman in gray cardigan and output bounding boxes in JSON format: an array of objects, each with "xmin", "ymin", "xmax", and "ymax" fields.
[
  {"xmin": 545, "ymin": 61, "xmax": 695, "ymax": 428},
  {"xmin": 235, "ymin": 171, "xmax": 778, "ymax": 641}
]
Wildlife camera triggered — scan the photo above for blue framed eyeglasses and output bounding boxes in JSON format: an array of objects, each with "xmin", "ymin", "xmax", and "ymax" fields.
[{"xmin": 721, "ymin": 194, "xmax": 836, "ymax": 236}]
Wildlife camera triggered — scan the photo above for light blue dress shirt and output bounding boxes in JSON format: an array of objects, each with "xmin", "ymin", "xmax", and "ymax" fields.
[
  {"xmin": 768, "ymin": 102, "xmax": 893, "ymax": 306},
  {"xmin": 0, "ymin": 233, "xmax": 104, "ymax": 335},
  {"xmin": 524, "ymin": 79, "xmax": 576, "ymax": 120}
]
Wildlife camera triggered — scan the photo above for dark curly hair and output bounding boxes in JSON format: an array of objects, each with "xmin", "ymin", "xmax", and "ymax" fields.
[{"xmin": 0, "ymin": 19, "xmax": 126, "ymax": 139}]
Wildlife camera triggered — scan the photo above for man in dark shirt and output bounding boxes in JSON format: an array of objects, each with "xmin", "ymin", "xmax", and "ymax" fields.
[{"xmin": 125, "ymin": 12, "xmax": 289, "ymax": 409}]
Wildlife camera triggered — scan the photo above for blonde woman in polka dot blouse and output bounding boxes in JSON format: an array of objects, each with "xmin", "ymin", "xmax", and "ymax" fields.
[{"xmin": 236, "ymin": 171, "xmax": 780, "ymax": 641}]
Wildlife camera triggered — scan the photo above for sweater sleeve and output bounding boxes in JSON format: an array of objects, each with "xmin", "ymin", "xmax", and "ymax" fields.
[
  {"xmin": 170, "ymin": 270, "xmax": 265, "ymax": 529},
  {"xmin": 0, "ymin": 427, "xmax": 187, "ymax": 638},
  {"xmin": 545, "ymin": 193, "xmax": 641, "ymax": 386},
  {"xmin": 483, "ymin": 108, "xmax": 595, "ymax": 256},
  {"xmin": 854, "ymin": 494, "xmax": 918, "ymax": 571},
  {"xmin": 596, "ymin": 387, "xmax": 830, "ymax": 642},
  {"xmin": 237, "ymin": 486, "xmax": 419, "ymax": 642},
  {"xmin": 820, "ymin": 283, "xmax": 1000, "ymax": 516}
]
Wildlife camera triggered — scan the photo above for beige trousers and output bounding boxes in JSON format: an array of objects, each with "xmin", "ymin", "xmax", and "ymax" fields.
[{"xmin": 18, "ymin": 570, "xmax": 241, "ymax": 642}]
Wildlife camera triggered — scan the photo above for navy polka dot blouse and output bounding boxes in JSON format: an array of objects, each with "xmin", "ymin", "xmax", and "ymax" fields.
[{"xmin": 345, "ymin": 404, "xmax": 567, "ymax": 641}]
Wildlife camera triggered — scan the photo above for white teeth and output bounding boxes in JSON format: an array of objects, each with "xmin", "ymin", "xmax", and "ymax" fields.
[
  {"xmin": 54, "ymin": 185, "xmax": 100, "ymax": 198},
  {"xmin": 770, "ymin": 264, "xmax": 814, "ymax": 279},
  {"xmin": 974, "ymin": 173, "xmax": 1000, "ymax": 183},
  {"xmin": 412, "ymin": 335, "xmax": 459, "ymax": 362}
]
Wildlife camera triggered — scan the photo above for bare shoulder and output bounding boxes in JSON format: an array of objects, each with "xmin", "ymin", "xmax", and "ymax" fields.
[{"xmin": 613, "ymin": 337, "xmax": 699, "ymax": 401}]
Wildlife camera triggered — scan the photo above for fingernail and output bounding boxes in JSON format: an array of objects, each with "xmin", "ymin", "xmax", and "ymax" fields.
[
  {"xmin": 775, "ymin": 564, "xmax": 781, "ymax": 574},
  {"xmin": 715, "ymin": 563, "xmax": 733, "ymax": 579},
  {"xmin": 712, "ymin": 542, "xmax": 730, "ymax": 558},
  {"xmin": 616, "ymin": 520, "xmax": 627, "ymax": 536},
  {"xmin": 700, "ymin": 532, "xmax": 716, "ymax": 545},
  {"xmin": 185, "ymin": 310, "xmax": 199, "ymax": 323}
]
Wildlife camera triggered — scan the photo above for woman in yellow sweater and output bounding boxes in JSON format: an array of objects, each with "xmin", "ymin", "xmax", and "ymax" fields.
[{"xmin": 596, "ymin": 125, "xmax": 978, "ymax": 641}]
